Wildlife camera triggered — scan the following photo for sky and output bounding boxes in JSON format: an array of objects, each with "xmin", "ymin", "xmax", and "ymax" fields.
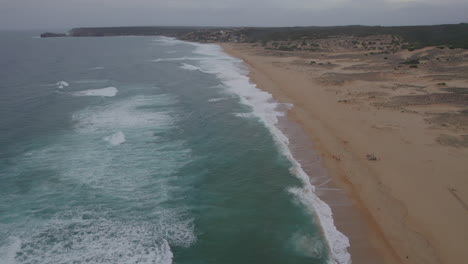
[{"xmin": 1, "ymin": 0, "xmax": 468, "ymax": 30}]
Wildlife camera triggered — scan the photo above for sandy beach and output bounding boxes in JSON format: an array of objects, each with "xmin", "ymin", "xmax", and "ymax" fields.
[{"xmin": 221, "ymin": 43, "xmax": 468, "ymax": 264}]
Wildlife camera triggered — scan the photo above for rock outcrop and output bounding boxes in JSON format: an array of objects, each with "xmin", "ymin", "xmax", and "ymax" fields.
[{"xmin": 40, "ymin": 32, "xmax": 67, "ymax": 38}]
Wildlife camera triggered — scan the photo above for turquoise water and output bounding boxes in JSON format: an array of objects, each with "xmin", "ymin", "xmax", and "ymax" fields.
[{"xmin": 0, "ymin": 32, "xmax": 349, "ymax": 264}]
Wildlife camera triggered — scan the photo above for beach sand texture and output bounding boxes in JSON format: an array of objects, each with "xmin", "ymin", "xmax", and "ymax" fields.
[{"xmin": 221, "ymin": 43, "xmax": 468, "ymax": 264}]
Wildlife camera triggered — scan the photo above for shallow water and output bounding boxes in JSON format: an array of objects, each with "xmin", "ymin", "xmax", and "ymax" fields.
[{"xmin": 0, "ymin": 32, "xmax": 349, "ymax": 264}]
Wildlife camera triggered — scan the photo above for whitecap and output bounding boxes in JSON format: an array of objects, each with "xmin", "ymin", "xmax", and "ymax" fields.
[
  {"xmin": 73, "ymin": 87, "xmax": 118, "ymax": 97},
  {"xmin": 180, "ymin": 63, "xmax": 201, "ymax": 71},
  {"xmin": 56, "ymin": 81, "xmax": 69, "ymax": 89},
  {"xmin": 208, "ymin": 98, "xmax": 226, "ymax": 102},
  {"xmin": 90, "ymin": 67, "xmax": 105, "ymax": 70},
  {"xmin": 234, "ymin": 113, "xmax": 255, "ymax": 119},
  {"xmin": 103, "ymin": 131, "xmax": 126, "ymax": 145},
  {"xmin": 73, "ymin": 95, "xmax": 175, "ymax": 132}
]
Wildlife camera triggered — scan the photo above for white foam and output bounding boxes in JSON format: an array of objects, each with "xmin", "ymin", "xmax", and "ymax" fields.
[
  {"xmin": 1, "ymin": 212, "xmax": 195, "ymax": 264},
  {"xmin": 208, "ymin": 98, "xmax": 226, "ymax": 102},
  {"xmin": 73, "ymin": 95, "xmax": 175, "ymax": 132},
  {"xmin": 182, "ymin": 40, "xmax": 351, "ymax": 264},
  {"xmin": 180, "ymin": 63, "xmax": 201, "ymax": 71},
  {"xmin": 90, "ymin": 67, "xmax": 105, "ymax": 70},
  {"xmin": 103, "ymin": 131, "xmax": 126, "ymax": 145},
  {"xmin": 56, "ymin": 81, "xmax": 69, "ymax": 89},
  {"xmin": 73, "ymin": 79, "xmax": 109, "ymax": 84},
  {"xmin": 73, "ymin": 87, "xmax": 118, "ymax": 97},
  {"xmin": 152, "ymin": 36, "xmax": 181, "ymax": 46},
  {"xmin": 234, "ymin": 113, "xmax": 255, "ymax": 119},
  {"xmin": 0, "ymin": 237, "xmax": 21, "ymax": 264},
  {"xmin": 151, "ymin": 57, "xmax": 206, "ymax": 62},
  {"xmin": 166, "ymin": 51, "xmax": 177, "ymax": 54}
]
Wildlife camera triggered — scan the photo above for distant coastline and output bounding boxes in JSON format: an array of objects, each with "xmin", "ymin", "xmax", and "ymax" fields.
[{"xmin": 41, "ymin": 23, "xmax": 468, "ymax": 50}]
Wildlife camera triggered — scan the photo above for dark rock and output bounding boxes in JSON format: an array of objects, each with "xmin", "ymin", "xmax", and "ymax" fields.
[
  {"xmin": 40, "ymin": 32, "xmax": 67, "ymax": 38},
  {"xmin": 366, "ymin": 154, "xmax": 378, "ymax": 161}
]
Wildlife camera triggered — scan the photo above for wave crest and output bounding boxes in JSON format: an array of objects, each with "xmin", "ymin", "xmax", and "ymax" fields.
[{"xmin": 73, "ymin": 87, "xmax": 118, "ymax": 97}]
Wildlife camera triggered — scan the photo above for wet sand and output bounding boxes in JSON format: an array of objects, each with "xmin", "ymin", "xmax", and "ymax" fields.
[{"xmin": 221, "ymin": 43, "xmax": 468, "ymax": 264}]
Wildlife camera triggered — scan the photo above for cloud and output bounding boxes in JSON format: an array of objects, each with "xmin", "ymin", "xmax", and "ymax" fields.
[{"xmin": 0, "ymin": 0, "xmax": 467, "ymax": 29}]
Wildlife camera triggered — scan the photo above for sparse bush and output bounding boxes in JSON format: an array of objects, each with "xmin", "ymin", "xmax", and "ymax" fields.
[
  {"xmin": 402, "ymin": 58, "xmax": 420, "ymax": 65},
  {"xmin": 278, "ymin": 46, "xmax": 294, "ymax": 51}
]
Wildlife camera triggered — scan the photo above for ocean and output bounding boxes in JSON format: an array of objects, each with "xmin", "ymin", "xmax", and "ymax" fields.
[{"xmin": 0, "ymin": 32, "xmax": 350, "ymax": 264}]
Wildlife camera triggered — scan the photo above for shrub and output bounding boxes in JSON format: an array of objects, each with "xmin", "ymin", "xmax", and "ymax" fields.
[
  {"xmin": 278, "ymin": 46, "xmax": 294, "ymax": 51},
  {"xmin": 402, "ymin": 58, "xmax": 420, "ymax": 65}
]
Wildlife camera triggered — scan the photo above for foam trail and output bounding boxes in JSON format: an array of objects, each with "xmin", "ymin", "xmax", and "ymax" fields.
[
  {"xmin": 103, "ymin": 131, "xmax": 126, "ymax": 145},
  {"xmin": 186, "ymin": 40, "xmax": 351, "ymax": 264},
  {"xmin": 151, "ymin": 57, "xmax": 206, "ymax": 62},
  {"xmin": 73, "ymin": 87, "xmax": 118, "ymax": 97}
]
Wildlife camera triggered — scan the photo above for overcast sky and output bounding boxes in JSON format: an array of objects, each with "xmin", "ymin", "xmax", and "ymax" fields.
[{"xmin": 1, "ymin": 0, "xmax": 468, "ymax": 30}]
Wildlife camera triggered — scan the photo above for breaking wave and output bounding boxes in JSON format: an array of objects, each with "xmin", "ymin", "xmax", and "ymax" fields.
[{"xmin": 73, "ymin": 87, "xmax": 118, "ymax": 97}]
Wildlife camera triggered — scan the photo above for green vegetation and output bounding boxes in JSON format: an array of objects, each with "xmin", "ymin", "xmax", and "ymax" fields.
[
  {"xmin": 278, "ymin": 46, "xmax": 295, "ymax": 51},
  {"xmin": 67, "ymin": 24, "xmax": 468, "ymax": 50},
  {"xmin": 238, "ymin": 24, "xmax": 468, "ymax": 49},
  {"xmin": 442, "ymin": 87, "xmax": 468, "ymax": 94},
  {"xmin": 69, "ymin": 26, "xmax": 210, "ymax": 37},
  {"xmin": 402, "ymin": 58, "xmax": 420, "ymax": 65}
]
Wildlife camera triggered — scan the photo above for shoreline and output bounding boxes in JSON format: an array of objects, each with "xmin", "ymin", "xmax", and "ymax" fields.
[
  {"xmin": 221, "ymin": 44, "xmax": 397, "ymax": 264},
  {"xmin": 194, "ymin": 41, "xmax": 353, "ymax": 263},
  {"xmin": 220, "ymin": 43, "xmax": 468, "ymax": 264},
  {"xmin": 276, "ymin": 114, "xmax": 391, "ymax": 264}
]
